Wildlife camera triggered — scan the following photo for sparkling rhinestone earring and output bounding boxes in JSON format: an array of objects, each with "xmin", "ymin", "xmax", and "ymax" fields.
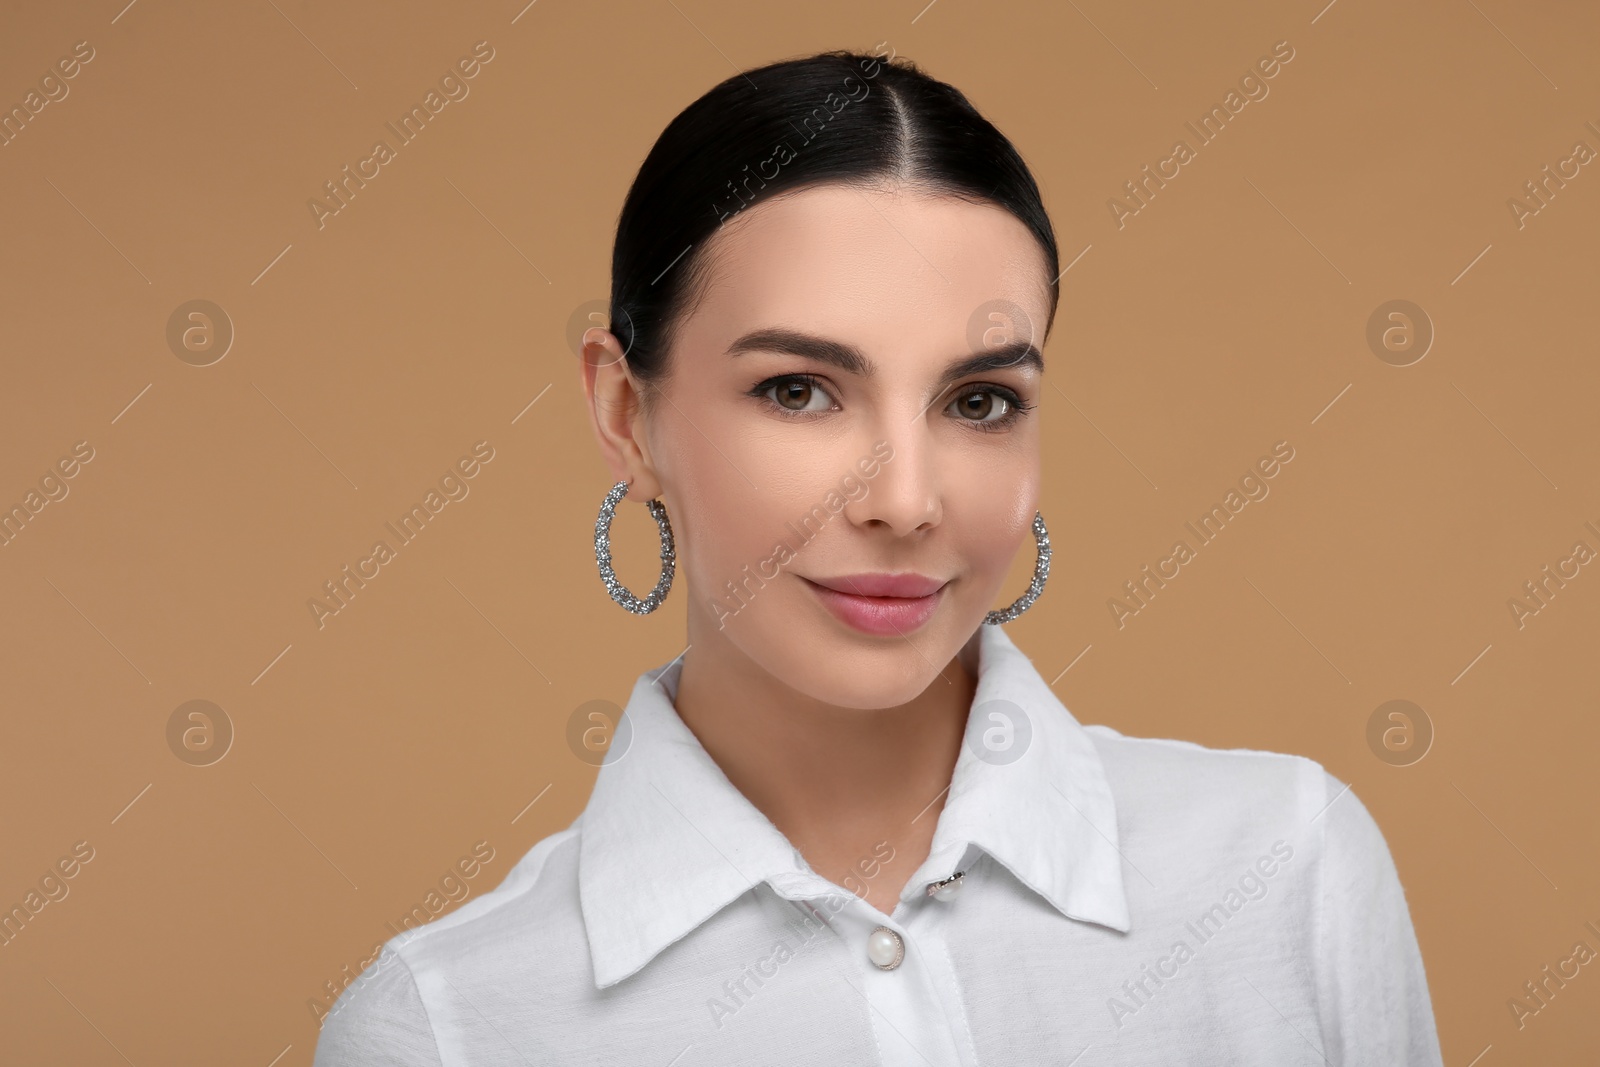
[
  {"xmin": 984, "ymin": 511, "xmax": 1050, "ymax": 625},
  {"xmin": 594, "ymin": 479, "xmax": 676, "ymax": 614}
]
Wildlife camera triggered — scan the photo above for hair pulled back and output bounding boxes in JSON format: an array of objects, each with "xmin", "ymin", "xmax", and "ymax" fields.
[{"xmin": 609, "ymin": 48, "xmax": 1060, "ymax": 402}]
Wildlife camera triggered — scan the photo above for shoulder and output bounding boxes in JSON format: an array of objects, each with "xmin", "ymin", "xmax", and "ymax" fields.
[
  {"xmin": 312, "ymin": 823, "xmax": 587, "ymax": 1065},
  {"xmin": 1085, "ymin": 722, "xmax": 1336, "ymax": 829},
  {"xmin": 389, "ymin": 821, "xmax": 587, "ymax": 970},
  {"xmin": 312, "ymin": 943, "xmax": 440, "ymax": 1067},
  {"xmin": 1082, "ymin": 723, "xmax": 1388, "ymax": 881},
  {"xmin": 1077, "ymin": 728, "xmax": 1441, "ymax": 1060}
]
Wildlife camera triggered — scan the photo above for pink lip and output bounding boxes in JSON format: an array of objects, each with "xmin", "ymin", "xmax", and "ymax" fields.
[{"xmin": 802, "ymin": 573, "xmax": 948, "ymax": 635}]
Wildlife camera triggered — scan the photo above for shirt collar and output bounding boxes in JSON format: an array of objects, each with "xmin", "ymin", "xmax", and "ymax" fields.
[{"xmin": 577, "ymin": 624, "xmax": 1131, "ymax": 990}]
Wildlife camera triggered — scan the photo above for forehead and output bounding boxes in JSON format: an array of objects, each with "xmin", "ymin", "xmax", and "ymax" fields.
[{"xmin": 680, "ymin": 184, "xmax": 1052, "ymax": 358}]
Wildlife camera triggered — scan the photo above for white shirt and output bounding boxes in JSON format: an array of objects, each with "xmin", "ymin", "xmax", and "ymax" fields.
[{"xmin": 312, "ymin": 623, "xmax": 1444, "ymax": 1066}]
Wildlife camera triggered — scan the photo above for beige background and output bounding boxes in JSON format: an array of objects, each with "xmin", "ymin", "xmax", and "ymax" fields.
[{"xmin": 1, "ymin": 0, "xmax": 1596, "ymax": 1063}]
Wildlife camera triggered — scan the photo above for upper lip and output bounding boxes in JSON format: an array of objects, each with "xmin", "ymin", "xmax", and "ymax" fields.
[{"xmin": 805, "ymin": 572, "xmax": 948, "ymax": 598}]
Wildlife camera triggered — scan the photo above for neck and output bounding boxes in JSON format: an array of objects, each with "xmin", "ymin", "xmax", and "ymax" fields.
[{"xmin": 672, "ymin": 615, "xmax": 982, "ymax": 913}]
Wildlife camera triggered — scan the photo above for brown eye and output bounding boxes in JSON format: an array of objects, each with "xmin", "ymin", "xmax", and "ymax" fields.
[
  {"xmin": 776, "ymin": 380, "xmax": 814, "ymax": 410},
  {"xmin": 950, "ymin": 390, "xmax": 1008, "ymax": 422},
  {"xmin": 760, "ymin": 376, "xmax": 834, "ymax": 414}
]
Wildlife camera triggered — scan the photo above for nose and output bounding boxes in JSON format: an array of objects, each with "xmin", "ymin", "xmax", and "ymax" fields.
[{"xmin": 846, "ymin": 431, "xmax": 941, "ymax": 537}]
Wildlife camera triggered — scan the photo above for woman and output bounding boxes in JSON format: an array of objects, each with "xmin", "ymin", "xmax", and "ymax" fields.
[{"xmin": 313, "ymin": 48, "xmax": 1444, "ymax": 1066}]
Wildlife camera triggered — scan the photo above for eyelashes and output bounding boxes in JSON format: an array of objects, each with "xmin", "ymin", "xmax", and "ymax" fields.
[
  {"xmin": 751, "ymin": 373, "xmax": 836, "ymax": 416},
  {"xmin": 748, "ymin": 373, "xmax": 1032, "ymax": 432}
]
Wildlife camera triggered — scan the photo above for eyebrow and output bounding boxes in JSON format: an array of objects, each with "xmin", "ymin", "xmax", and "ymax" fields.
[{"xmin": 726, "ymin": 327, "xmax": 1043, "ymax": 393}]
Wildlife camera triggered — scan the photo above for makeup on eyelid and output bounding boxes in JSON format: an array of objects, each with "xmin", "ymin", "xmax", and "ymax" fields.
[{"xmin": 749, "ymin": 373, "xmax": 1032, "ymax": 428}]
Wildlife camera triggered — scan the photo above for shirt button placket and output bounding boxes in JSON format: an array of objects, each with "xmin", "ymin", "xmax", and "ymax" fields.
[{"xmin": 828, "ymin": 896, "xmax": 968, "ymax": 1067}]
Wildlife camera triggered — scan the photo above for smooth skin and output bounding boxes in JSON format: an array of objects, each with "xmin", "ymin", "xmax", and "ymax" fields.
[{"xmin": 581, "ymin": 182, "xmax": 1052, "ymax": 918}]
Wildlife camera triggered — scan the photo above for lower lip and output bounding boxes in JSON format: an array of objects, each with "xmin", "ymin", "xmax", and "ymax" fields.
[{"xmin": 803, "ymin": 578, "xmax": 946, "ymax": 636}]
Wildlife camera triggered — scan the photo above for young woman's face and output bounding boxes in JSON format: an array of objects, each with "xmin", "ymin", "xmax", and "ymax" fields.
[{"xmin": 620, "ymin": 183, "xmax": 1052, "ymax": 709}]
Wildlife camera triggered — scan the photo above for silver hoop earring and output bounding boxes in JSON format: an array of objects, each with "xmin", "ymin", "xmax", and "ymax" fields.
[
  {"xmin": 594, "ymin": 479, "xmax": 676, "ymax": 614},
  {"xmin": 984, "ymin": 511, "xmax": 1050, "ymax": 625}
]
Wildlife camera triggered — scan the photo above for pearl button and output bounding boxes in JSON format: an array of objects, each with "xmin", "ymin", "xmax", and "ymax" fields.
[
  {"xmin": 926, "ymin": 871, "xmax": 964, "ymax": 901},
  {"xmin": 867, "ymin": 926, "xmax": 904, "ymax": 970}
]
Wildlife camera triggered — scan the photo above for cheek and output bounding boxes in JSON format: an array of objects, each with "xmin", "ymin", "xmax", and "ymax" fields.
[
  {"xmin": 952, "ymin": 459, "xmax": 1040, "ymax": 576},
  {"xmin": 684, "ymin": 484, "xmax": 784, "ymax": 586},
  {"xmin": 658, "ymin": 428, "xmax": 811, "ymax": 592},
  {"xmin": 970, "ymin": 499, "xmax": 1036, "ymax": 563}
]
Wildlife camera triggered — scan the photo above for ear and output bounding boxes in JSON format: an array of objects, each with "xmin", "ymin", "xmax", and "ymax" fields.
[{"xmin": 580, "ymin": 327, "xmax": 664, "ymax": 501}]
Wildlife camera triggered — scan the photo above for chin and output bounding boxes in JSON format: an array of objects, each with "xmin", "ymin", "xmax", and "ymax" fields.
[
  {"xmin": 759, "ymin": 607, "xmax": 968, "ymax": 709},
  {"xmin": 798, "ymin": 660, "xmax": 944, "ymax": 710}
]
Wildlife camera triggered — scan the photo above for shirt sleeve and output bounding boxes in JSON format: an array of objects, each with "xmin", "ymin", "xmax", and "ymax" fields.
[
  {"xmin": 1312, "ymin": 770, "xmax": 1444, "ymax": 1066},
  {"xmin": 311, "ymin": 946, "xmax": 444, "ymax": 1067}
]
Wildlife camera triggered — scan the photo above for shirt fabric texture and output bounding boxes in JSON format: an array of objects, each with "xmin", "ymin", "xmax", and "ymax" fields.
[{"xmin": 312, "ymin": 623, "xmax": 1445, "ymax": 1066}]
